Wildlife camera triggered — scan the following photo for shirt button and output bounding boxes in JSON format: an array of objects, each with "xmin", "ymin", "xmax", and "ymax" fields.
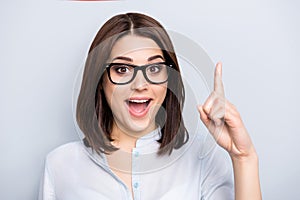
[
  {"xmin": 134, "ymin": 182, "xmax": 139, "ymax": 189},
  {"xmin": 134, "ymin": 151, "xmax": 139, "ymax": 157}
]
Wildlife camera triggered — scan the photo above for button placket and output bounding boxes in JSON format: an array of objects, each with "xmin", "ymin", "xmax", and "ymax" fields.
[{"xmin": 132, "ymin": 148, "xmax": 141, "ymax": 200}]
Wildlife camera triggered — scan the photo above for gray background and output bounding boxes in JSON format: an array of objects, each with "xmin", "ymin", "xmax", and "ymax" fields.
[{"xmin": 1, "ymin": 0, "xmax": 299, "ymax": 199}]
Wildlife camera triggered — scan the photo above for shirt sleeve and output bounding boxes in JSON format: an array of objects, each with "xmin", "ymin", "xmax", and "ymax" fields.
[
  {"xmin": 200, "ymin": 144, "xmax": 234, "ymax": 200},
  {"xmin": 38, "ymin": 159, "xmax": 56, "ymax": 200}
]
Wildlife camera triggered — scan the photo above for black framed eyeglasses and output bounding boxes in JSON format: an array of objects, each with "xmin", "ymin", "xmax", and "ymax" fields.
[{"xmin": 105, "ymin": 62, "xmax": 172, "ymax": 85}]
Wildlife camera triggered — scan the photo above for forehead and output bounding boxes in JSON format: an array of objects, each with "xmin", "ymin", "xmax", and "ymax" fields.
[{"xmin": 110, "ymin": 35, "xmax": 163, "ymax": 60}]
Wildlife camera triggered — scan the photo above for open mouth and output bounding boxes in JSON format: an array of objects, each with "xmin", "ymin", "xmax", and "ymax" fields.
[{"xmin": 125, "ymin": 98, "xmax": 152, "ymax": 117}]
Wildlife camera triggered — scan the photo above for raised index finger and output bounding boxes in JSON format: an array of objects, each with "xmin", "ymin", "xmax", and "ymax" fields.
[{"xmin": 214, "ymin": 62, "xmax": 225, "ymax": 95}]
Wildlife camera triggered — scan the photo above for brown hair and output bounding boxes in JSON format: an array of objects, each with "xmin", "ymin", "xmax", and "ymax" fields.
[{"xmin": 76, "ymin": 12, "xmax": 188, "ymax": 155}]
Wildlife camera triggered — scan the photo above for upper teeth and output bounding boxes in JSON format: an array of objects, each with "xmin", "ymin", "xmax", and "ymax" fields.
[{"xmin": 129, "ymin": 99, "xmax": 149, "ymax": 103}]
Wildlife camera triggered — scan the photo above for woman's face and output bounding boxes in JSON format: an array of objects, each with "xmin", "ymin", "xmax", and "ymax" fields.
[{"xmin": 102, "ymin": 35, "xmax": 168, "ymax": 137}]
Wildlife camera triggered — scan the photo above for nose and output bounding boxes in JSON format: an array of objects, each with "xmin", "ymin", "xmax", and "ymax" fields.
[{"xmin": 130, "ymin": 70, "xmax": 148, "ymax": 90}]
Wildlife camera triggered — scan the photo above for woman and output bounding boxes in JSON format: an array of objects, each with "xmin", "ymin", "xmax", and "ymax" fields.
[{"xmin": 39, "ymin": 13, "xmax": 261, "ymax": 200}]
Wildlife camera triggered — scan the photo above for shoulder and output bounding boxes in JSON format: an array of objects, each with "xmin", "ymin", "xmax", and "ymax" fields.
[
  {"xmin": 48, "ymin": 141, "xmax": 83, "ymax": 156},
  {"xmin": 45, "ymin": 141, "xmax": 86, "ymax": 166},
  {"xmin": 182, "ymin": 132, "xmax": 232, "ymax": 170}
]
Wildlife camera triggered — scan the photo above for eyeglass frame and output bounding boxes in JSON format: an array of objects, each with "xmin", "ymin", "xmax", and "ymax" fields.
[{"xmin": 105, "ymin": 62, "xmax": 172, "ymax": 85}]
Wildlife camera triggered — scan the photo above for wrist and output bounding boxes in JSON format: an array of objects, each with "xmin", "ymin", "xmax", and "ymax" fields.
[
  {"xmin": 230, "ymin": 147, "xmax": 258, "ymax": 164},
  {"xmin": 231, "ymin": 147, "xmax": 262, "ymax": 200}
]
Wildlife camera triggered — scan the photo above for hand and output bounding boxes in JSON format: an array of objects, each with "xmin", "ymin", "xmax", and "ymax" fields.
[{"xmin": 198, "ymin": 62, "xmax": 256, "ymax": 159}]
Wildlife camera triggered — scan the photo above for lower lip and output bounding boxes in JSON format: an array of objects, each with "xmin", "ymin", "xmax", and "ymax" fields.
[{"xmin": 126, "ymin": 100, "xmax": 152, "ymax": 118}]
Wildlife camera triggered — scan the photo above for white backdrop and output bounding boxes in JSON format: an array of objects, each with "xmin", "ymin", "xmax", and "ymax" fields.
[{"xmin": 1, "ymin": 0, "xmax": 299, "ymax": 199}]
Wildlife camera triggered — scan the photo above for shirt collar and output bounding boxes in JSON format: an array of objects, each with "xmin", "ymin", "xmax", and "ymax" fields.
[
  {"xmin": 82, "ymin": 127, "xmax": 162, "ymax": 160},
  {"xmin": 135, "ymin": 126, "xmax": 161, "ymax": 148},
  {"xmin": 82, "ymin": 127, "xmax": 162, "ymax": 172}
]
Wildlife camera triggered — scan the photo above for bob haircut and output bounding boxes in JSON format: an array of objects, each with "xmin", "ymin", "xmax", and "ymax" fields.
[{"xmin": 76, "ymin": 12, "xmax": 189, "ymax": 155}]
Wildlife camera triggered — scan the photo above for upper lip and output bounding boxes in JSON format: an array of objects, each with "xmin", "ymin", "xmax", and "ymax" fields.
[{"xmin": 126, "ymin": 97, "xmax": 153, "ymax": 103}]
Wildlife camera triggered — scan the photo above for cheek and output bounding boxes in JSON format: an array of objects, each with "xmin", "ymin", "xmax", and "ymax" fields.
[
  {"xmin": 154, "ymin": 84, "xmax": 168, "ymax": 103},
  {"xmin": 102, "ymin": 76, "xmax": 129, "ymax": 107}
]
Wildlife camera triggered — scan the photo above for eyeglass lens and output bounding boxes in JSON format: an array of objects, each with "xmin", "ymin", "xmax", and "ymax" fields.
[{"xmin": 108, "ymin": 63, "xmax": 169, "ymax": 84}]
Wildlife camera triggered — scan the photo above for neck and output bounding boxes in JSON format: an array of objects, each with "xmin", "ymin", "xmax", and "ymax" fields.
[{"xmin": 110, "ymin": 122, "xmax": 156, "ymax": 152}]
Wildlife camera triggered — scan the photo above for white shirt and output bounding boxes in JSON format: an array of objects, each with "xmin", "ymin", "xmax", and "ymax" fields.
[{"xmin": 39, "ymin": 128, "xmax": 234, "ymax": 200}]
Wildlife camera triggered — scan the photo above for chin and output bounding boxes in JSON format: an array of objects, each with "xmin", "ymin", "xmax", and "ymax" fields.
[{"xmin": 130, "ymin": 119, "xmax": 154, "ymax": 133}]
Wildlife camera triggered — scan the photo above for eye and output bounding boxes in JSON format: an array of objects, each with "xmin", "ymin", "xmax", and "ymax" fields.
[
  {"xmin": 111, "ymin": 65, "xmax": 132, "ymax": 74},
  {"xmin": 148, "ymin": 64, "xmax": 162, "ymax": 74},
  {"xmin": 116, "ymin": 67, "xmax": 129, "ymax": 73}
]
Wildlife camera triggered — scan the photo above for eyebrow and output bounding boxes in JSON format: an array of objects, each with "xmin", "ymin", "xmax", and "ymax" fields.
[
  {"xmin": 147, "ymin": 55, "xmax": 164, "ymax": 61},
  {"xmin": 112, "ymin": 56, "xmax": 133, "ymax": 62},
  {"xmin": 111, "ymin": 55, "xmax": 164, "ymax": 62}
]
